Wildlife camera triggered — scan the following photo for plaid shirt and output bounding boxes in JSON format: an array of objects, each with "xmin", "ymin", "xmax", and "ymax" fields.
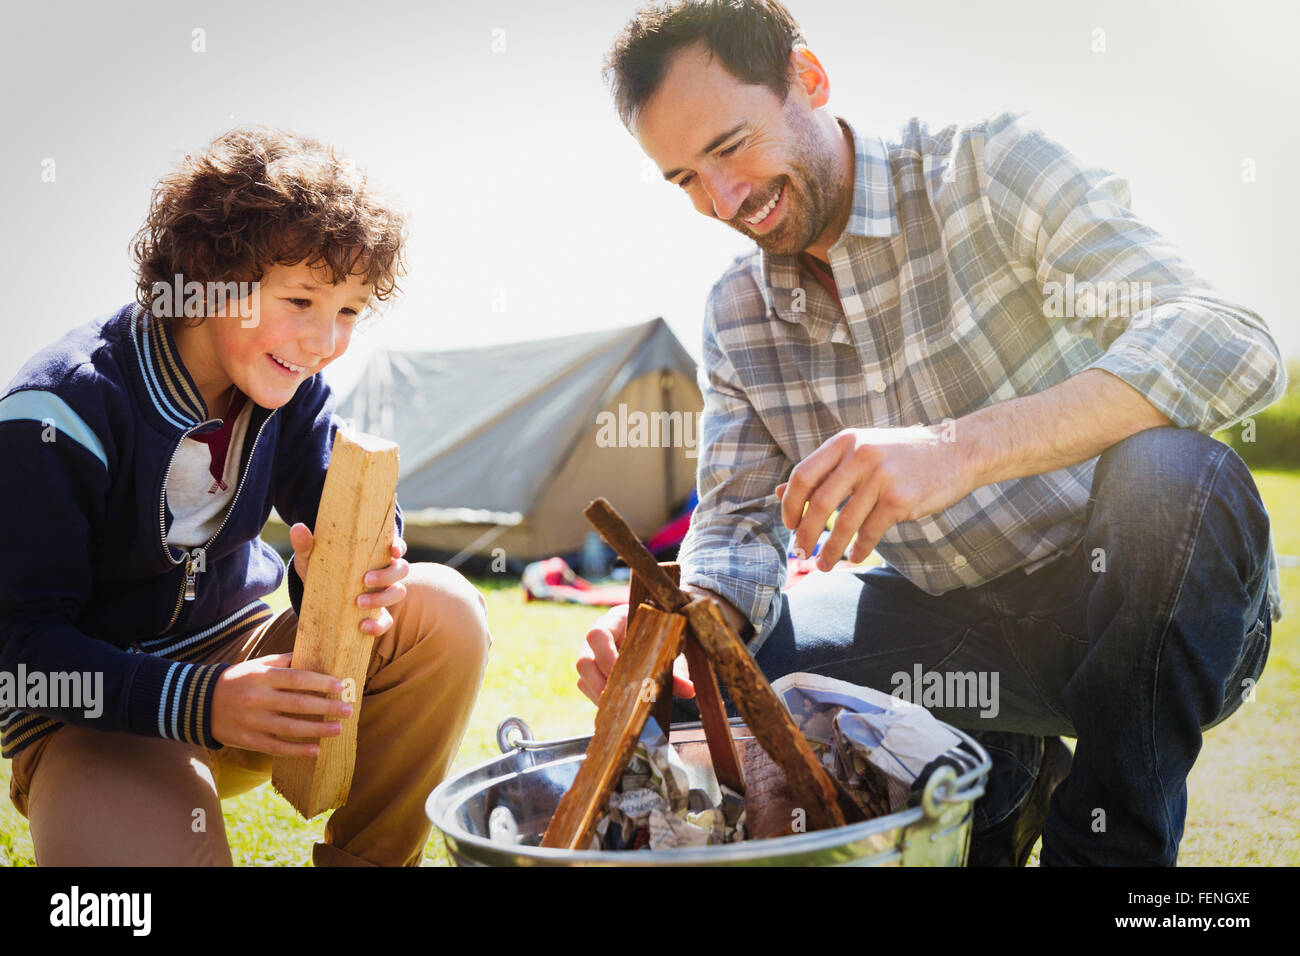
[{"xmin": 677, "ymin": 111, "xmax": 1286, "ymax": 651}]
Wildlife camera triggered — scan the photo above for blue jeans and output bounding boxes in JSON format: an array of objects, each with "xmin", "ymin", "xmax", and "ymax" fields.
[{"xmin": 747, "ymin": 428, "xmax": 1274, "ymax": 866}]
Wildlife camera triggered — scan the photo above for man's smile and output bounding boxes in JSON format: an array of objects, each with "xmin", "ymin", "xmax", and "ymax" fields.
[{"xmin": 742, "ymin": 181, "xmax": 786, "ymax": 230}]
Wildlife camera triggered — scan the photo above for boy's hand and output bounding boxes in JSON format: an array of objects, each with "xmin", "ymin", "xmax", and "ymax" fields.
[
  {"xmin": 211, "ymin": 652, "xmax": 352, "ymax": 756},
  {"xmin": 289, "ymin": 522, "xmax": 410, "ymax": 637}
]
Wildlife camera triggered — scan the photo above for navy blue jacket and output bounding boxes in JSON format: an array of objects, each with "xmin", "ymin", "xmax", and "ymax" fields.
[{"xmin": 0, "ymin": 303, "xmax": 401, "ymax": 757}]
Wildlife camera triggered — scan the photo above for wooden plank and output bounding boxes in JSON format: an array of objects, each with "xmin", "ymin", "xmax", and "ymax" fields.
[
  {"xmin": 271, "ymin": 431, "xmax": 399, "ymax": 819},
  {"xmin": 584, "ymin": 497, "xmax": 845, "ymax": 823},
  {"xmin": 683, "ymin": 598, "xmax": 853, "ymax": 832},
  {"xmin": 628, "ymin": 563, "xmax": 679, "ymax": 738},
  {"xmin": 600, "ymin": 516, "xmax": 745, "ymax": 796},
  {"xmin": 682, "ymin": 636, "xmax": 746, "ymax": 794},
  {"xmin": 541, "ymin": 606, "xmax": 686, "ymax": 850},
  {"xmin": 584, "ymin": 499, "xmax": 686, "ymax": 614}
]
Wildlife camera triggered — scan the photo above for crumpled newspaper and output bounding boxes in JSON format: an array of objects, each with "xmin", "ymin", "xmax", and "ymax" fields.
[
  {"xmin": 586, "ymin": 672, "xmax": 971, "ymax": 851},
  {"xmin": 592, "ymin": 719, "xmax": 746, "ymax": 850},
  {"xmin": 771, "ymin": 672, "xmax": 966, "ymax": 813}
]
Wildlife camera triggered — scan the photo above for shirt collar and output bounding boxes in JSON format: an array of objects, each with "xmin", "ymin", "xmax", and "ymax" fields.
[{"xmin": 760, "ymin": 117, "xmax": 898, "ymax": 324}]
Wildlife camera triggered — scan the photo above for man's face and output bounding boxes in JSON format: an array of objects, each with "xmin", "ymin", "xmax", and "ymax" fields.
[
  {"xmin": 634, "ymin": 41, "xmax": 839, "ymax": 256},
  {"xmin": 203, "ymin": 260, "xmax": 371, "ymax": 411}
]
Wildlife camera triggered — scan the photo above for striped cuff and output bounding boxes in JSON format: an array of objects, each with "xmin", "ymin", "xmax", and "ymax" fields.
[{"xmin": 126, "ymin": 655, "xmax": 232, "ymax": 749}]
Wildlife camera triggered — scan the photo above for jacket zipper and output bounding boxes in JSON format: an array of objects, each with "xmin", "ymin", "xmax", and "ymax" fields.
[{"xmin": 158, "ymin": 409, "xmax": 275, "ymax": 634}]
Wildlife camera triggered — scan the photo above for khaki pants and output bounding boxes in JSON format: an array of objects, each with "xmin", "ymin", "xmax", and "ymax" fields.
[{"xmin": 7, "ymin": 562, "xmax": 491, "ymax": 866}]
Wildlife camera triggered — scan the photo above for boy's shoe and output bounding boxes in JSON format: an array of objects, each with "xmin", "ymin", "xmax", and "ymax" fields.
[{"xmin": 968, "ymin": 736, "xmax": 1072, "ymax": 867}]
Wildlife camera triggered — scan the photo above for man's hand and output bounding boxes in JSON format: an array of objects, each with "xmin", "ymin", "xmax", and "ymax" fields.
[
  {"xmin": 779, "ymin": 425, "xmax": 977, "ymax": 571},
  {"xmin": 576, "ymin": 603, "xmax": 694, "ymax": 705},
  {"xmin": 575, "ymin": 586, "xmax": 750, "ymax": 705},
  {"xmin": 210, "ymin": 652, "xmax": 352, "ymax": 756},
  {"xmin": 289, "ymin": 522, "xmax": 411, "ymax": 637}
]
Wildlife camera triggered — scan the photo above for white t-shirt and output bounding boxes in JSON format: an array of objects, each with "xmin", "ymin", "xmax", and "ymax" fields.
[{"xmin": 165, "ymin": 399, "xmax": 254, "ymax": 549}]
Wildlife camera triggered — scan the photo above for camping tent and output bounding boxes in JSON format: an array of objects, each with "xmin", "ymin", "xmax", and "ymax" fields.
[{"xmin": 332, "ymin": 318, "xmax": 703, "ymax": 564}]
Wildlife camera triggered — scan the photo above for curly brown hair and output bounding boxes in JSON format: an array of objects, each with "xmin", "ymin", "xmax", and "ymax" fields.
[{"xmin": 132, "ymin": 126, "xmax": 407, "ymax": 326}]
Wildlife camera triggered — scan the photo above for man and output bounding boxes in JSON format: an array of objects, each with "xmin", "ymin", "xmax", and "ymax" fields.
[{"xmin": 576, "ymin": 0, "xmax": 1284, "ymax": 865}]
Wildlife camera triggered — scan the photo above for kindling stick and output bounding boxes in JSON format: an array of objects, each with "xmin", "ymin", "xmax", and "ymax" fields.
[
  {"xmin": 629, "ymin": 562, "xmax": 745, "ymax": 795},
  {"xmin": 582, "ymin": 498, "xmax": 857, "ymax": 832},
  {"xmin": 627, "ymin": 562, "xmax": 678, "ymax": 740},
  {"xmin": 542, "ymin": 606, "xmax": 686, "ymax": 850}
]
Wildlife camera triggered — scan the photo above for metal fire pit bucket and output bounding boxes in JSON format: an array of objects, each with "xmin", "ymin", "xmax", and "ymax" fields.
[{"xmin": 427, "ymin": 715, "xmax": 991, "ymax": 866}]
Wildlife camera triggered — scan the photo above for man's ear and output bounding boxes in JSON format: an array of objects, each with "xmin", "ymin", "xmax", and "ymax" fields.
[{"xmin": 790, "ymin": 46, "xmax": 830, "ymax": 109}]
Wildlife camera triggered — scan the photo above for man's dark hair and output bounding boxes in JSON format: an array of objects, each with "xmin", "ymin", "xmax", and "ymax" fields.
[{"xmin": 604, "ymin": 0, "xmax": 806, "ymax": 129}]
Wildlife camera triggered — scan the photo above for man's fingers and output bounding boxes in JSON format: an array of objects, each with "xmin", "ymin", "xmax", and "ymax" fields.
[
  {"xmin": 576, "ymin": 603, "xmax": 630, "ymax": 705},
  {"xmin": 848, "ymin": 501, "xmax": 900, "ymax": 565},
  {"xmin": 817, "ymin": 473, "xmax": 881, "ymax": 570},
  {"xmin": 793, "ymin": 457, "xmax": 859, "ymax": 560},
  {"xmin": 603, "ymin": 604, "xmax": 629, "ymax": 648},
  {"xmin": 780, "ymin": 438, "xmax": 845, "ymax": 530},
  {"xmin": 575, "ymin": 658, "xmax": 607, "ymax": 703},
  {"xmin": 586, "ymin": 625, "xmax": 619, "ymax": 680},
  {"xmin": 576, "ymin": 674, "xmax": 602, "ymax": 705}
]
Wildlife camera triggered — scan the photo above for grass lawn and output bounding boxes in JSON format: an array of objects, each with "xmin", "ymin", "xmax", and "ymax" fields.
[{"xmin": 2, "ymin": 469, "xmax": 1298, "ymax": 867}]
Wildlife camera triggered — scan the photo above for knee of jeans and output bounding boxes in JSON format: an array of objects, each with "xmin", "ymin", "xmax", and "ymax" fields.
[
  {"xmin": 1094, "ymin": 427, "xmax": 1222, "ymax": 506},
  {"xmin": 1092, "ymin": 428, "xmax": 1268, "ymax": 546},
  {"xmin": 402, "ymin": 562, "xmax": 492, "ymax": 669},
  {"xmin": 1109, "ymin": 429, "xmax": 1270, "ymax": 570}
]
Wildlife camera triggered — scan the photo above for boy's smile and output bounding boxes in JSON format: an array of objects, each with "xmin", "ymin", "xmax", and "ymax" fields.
[{"xmin": 172, "ymin": 261, "xmax": 372, "ymax": 418}]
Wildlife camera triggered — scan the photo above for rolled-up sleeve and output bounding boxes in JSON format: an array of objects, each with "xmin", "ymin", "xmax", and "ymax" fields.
[
  {"xmin": 984, "ymin": 113, "xmax": 1287, "ymax": 434},
  {"xmin": 677, "ymin": 290, "xmax": 792, "ymax": 651}
]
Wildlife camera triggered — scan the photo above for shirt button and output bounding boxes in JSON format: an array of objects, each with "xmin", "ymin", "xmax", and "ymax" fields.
[
  {"xmin": 953, "ymin": 554, "xmax": 968, "ymax": 569},
  {"xmin": 873, "ymin": 379, "xmax": 887, "ymax": 394}
]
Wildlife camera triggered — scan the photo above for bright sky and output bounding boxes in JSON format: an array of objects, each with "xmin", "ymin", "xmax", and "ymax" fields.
[{"xmin": 2, "ymin": 0, "xmax": 1296, "ymax": 394}]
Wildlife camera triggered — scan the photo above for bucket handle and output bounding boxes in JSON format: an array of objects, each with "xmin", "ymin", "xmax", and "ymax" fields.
[
  {"xmin": 921, "ymin": 764, "xmax": 986, "ymax": 819},
  {"xmin": 496, "ymin": 716, "xmax": 535, "ymax": 753}
]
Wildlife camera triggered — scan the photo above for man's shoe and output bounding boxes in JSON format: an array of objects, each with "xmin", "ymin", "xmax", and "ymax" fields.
[{"xmin": 967, "ymin": 736, "xmax": 1072, "ymax": 867}]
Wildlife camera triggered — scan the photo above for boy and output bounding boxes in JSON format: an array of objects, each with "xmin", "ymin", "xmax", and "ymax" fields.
[{"xmin": 0, "ymin": 126, "xmax": 491, "ymax": 866}]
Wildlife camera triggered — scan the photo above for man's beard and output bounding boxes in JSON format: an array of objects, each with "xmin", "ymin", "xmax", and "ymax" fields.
[{"xmin": 725, "ymin": 108, "xmax": 841, "ymax": 256}]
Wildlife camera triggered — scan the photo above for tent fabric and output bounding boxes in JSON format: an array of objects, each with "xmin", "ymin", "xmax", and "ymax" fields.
[{"xmin": 334, "ymin": 318, "xmax": 703, "ymax": 561}]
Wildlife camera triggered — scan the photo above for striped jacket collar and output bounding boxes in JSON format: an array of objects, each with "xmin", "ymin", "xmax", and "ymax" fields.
[{"xmin": 119, "ymin": 303, "xmax": 239, "ymax": 432}]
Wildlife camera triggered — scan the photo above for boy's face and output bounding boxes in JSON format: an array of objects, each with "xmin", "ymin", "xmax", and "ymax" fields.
[
  {"xmin": 633, "ymin": 41, "xmax": 839, "ymax": 257},
  {"xmin": 179, "ymin": 260, "xmax": 371, "ymax": 414}
]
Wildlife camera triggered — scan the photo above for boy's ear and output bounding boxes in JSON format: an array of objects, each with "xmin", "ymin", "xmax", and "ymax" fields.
[{"xmin": 791, "ymin": 46, "xmax": 831, "ymax": 110}]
